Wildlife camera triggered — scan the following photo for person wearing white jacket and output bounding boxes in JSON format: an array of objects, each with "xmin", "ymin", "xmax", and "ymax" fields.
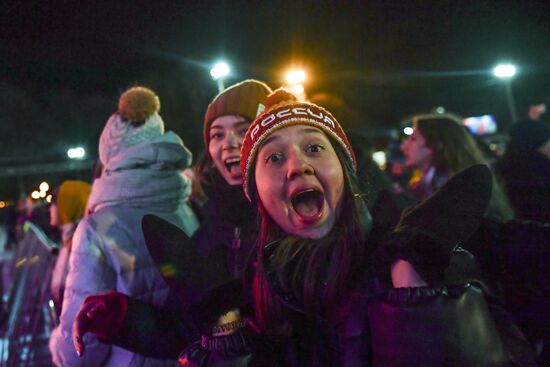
[{"xmin": 49, "ymin": 86, "xmax": 199, "ymax": 366}]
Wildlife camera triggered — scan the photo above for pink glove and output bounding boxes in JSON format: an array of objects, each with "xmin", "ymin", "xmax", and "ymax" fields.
[{"xmin": 72, "ymin": 291, "xmax": 129, "ymax": 356}]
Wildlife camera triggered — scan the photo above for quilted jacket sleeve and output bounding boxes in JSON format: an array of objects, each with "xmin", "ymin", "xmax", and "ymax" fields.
[{"xmin": 49, "ymin": 217, "xmax": 116, "ymax": 366}]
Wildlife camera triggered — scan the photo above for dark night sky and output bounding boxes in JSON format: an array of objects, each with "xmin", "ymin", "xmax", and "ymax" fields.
[{"xmin": 1, "ymin": 0, "xmax": 550, "ymax": 198}]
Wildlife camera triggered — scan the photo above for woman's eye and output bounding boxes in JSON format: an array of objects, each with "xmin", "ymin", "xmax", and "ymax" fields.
[
  {"xmin": 306, "ymin": 144, "xmax": 325, "ymax": 153},
  {"xmin": 265, "ymin": 153, "xmax": 282, "ymax": 163},
  {"xmin": 238, "ymin": 128, "xmax": 248, "ymax": 137},
  {"xmin": 210, "ymin": 133, "xmax": 223, "ymax": 140}
]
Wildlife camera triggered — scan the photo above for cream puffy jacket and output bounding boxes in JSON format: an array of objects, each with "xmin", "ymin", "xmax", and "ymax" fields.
[
  {"xmin": 49, "ymin": 206, "xmax": 198, "ymax": 366},
  {"xmin": 49, "ymin": 132, "xmax": 199, "ymax": 366}
]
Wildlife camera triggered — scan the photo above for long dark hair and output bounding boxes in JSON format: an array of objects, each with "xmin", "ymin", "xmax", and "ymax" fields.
[
  {"xmin": 194, "ymin": 149, "xmax": 218, "ymax": 187},
  {"xmin": 416, "ymin": 116, "xmax": 486, "ymax": 175},
  {"xmin": 249, "ymin": 138, "xmax": 371, "ymax": 337},
  {"xmin": 416, "ymin": 116, "xmax": 514, "ymax": 221}
]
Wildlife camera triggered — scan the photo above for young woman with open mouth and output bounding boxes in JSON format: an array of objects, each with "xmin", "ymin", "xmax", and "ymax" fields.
[{"xmin": 190, "ymin": 79, "xmax": 272, "ymax": 278}]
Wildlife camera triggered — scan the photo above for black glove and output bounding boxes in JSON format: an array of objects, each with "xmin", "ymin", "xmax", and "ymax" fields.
[{"xmin": 373, "ymin": 165, "xmax": 494, "ymax": 284}]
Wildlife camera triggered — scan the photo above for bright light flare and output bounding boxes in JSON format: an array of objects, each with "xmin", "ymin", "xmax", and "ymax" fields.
[
  {"xmin": 372, "ymin": 151, "xmax": 387, "ymax": 170},
  {"xmin": 286, "ymin": 70, "xmax": 306, "ymax": 85},
  {"xmin": 46, "ymin": 195, "xmax": 52, "ymax": 203},
  {"xmin": 31, "ymin": 191, "xmax": 40, "ymax": 200},
  {"xmin": 493, "ymin": 64, "xmax": 516, "ymax": 78},
  {"xmin": 0, "ymin": 201, "xmax": 6, "ymax": 209},
  {"xmin": 67, "ymin": 147, "xmax": 85, "ymax": 159},
  {"xmin": 403, "ymin": 127, "xmax": 414, "ymax": 136},
  {"xmin": 39, "ymin": 181, "xmax": 49, "ymax": 192},
  {"xmin": 288, "ymin": 84, "xmax": 305, "ymax": 96},
  {"xmin": 210, "ymin": 62, "xmax": 230, "ymax": 80}
]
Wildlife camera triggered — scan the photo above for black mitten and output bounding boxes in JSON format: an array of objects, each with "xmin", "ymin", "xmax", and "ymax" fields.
[
  {"xmin": 374, "ymin": 165, "xmax": 494, "ymax": 284},
  {"xmin": 142, "ymin": 214, "xmax": 231, "ymax": 309},
  {"xmin": 375, "ymin": 229, "xmax": 453, "ymax": 284},
  {"xmin": 190, "ymin": 279, "xmax": 248, "ymax": 333}
]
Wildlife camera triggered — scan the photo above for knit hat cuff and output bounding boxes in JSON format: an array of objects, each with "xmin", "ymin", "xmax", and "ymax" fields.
[
  {"xmin": 203, "ymin": 80, "xmax": 272, "ymax": 149},
  {"xmin": 241, "ymin": 101, "xmax": 356, "ymax": 202},
  {"xmin": 99, "ymin": 112, "xmax": 164, "ymax": 165}
]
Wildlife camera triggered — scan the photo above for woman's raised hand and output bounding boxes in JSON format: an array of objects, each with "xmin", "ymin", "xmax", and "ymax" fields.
[{"xmin": 72, "ymin": 291, "xmax": 129, "ymax": 356}]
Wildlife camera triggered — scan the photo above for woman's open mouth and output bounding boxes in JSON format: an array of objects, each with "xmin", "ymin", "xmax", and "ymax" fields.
[
  {"xmin": 224, "ymin": 157, "xmax": 241, "ymax": 175},
  {"xmin": 291, "ymin": 188, "xmax": 324, "ymax": 219}
]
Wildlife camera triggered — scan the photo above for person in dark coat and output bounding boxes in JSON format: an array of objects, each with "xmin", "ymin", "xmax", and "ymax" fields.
[
  {"xmin": 497, "ymin": 119, "xmax": 550, "ymax": 223},
  {"xmin": 189, "ymin": 79, "xmax": 272, "ymax": 279},
  {"xmin": 494, "ymin": 118, "xmax": 550, "ymax": 364}
]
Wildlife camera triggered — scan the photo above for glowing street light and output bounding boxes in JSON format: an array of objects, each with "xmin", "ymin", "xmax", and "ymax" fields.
[
  {"xmin": 493, "ymin": 63, "xmax": 518, "ymax": 123},
  {"xmin": 493, "ymin": 64, "xmax": 516, "ymax": 79},
  {"xmin": 210, "ymin": 62, "xmax": 230, "ymax": 93},
  {"xmin": 286, "ymin": 70, "xmax": 306, "ymax": 85},
  {"xmin": 67, "ymin": 147, "xmax": 86, "ymax": 159},
  {"xmin": 31, "ymin": 191, "xmax": 40, "ymax": 200},
  {"xmin": 39, "ymin": 181, "xmax": 49, "ymax": 192},
  {"xmin": 285, "ymin": 69, "xmax": 307, "ymax": 100},
  {"xmin": 288, "ymin": 84, "xmax": 305, "ymax": 96}
]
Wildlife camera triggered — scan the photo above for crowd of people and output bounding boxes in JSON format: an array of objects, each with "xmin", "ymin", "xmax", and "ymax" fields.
[{"xmin": 4, "ymin": 80, "xmax": 550, "ymax": 366}]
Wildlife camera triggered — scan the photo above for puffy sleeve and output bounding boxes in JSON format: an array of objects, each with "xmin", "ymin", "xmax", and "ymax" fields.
[{"xmin": 49, "ymin": 218, "xmax": 115, "ymax": 366}]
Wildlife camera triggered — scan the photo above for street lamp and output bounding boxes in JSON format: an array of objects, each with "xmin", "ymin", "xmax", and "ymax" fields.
[
  {"xmin": 39, "ymin": 181, "xmax": 49, "ymax": 192},
  {"xmin": 210, "ymin": 62, "xmax": 230, "ymax": 93},
  {"xmin": 493, "ymin": 64, "xmax": 516, "ymax": 78},
  {"xmin": 285, "ymin": 69, "xmax": 307, "ymax": 100},
  {"xmin": 67, "ymin": 146, "xmax": 86, "ymax": 159},
  {"xmin": 286, "ymin": 70, "xmax": 306, "ymax": 85},
  {"xmin": 493, "ymin": 63, "xmax": 518, "ymax": 123}
]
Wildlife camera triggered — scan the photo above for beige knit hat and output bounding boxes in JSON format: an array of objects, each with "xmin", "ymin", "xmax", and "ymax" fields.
[{"xmin": 203, "ymin": 79, "xmax": 272, "ymax": 148}]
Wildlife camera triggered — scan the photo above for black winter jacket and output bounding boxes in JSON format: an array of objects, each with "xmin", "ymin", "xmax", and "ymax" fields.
[
  {"xmin": 192, "ymin": 174, "xmax": 258, "ymax": 279},
  {"xmin": 110, "ymin": 220, "xmax": 550, "ymax": 366}
]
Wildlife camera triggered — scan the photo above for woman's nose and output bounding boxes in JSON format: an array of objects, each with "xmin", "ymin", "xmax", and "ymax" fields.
[
  {"xmin": 286, "ymin": 152, "xmax": 314, "ymax": 180},
  {"xmin": 223, "ymin": 131, "xmax": 239, "ymax": 150}
]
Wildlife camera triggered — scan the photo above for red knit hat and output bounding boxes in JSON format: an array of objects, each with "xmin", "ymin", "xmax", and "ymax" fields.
[
  {"xmin": 241, "ymin": 89, "xmax": 357, "ymax": 202},
  {"xmin": 203, "ymin": 79, "xmax": 272, "ymax": 149}
]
